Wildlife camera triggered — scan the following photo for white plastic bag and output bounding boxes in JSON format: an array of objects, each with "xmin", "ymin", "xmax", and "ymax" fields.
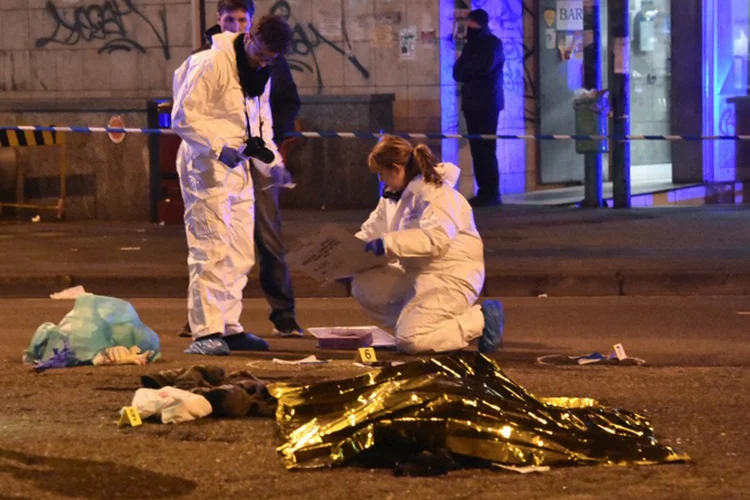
[{"xmin": 127, "ymin": 387, "xmax": 212, "ymax": 424}]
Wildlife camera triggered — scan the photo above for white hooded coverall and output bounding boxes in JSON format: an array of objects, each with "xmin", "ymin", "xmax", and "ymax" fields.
[
  {"xmin": 353, "ymin": 163, "xmax": 486, "ymax": 354},
  {"xmin": 171, "ymin": 32, "xmax": 282, "ymax": 339}
]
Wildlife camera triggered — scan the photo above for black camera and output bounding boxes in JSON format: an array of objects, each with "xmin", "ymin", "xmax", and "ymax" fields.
[{"xmin": 240, "ymin": 137, "xmax": 275, "ymax": 164}]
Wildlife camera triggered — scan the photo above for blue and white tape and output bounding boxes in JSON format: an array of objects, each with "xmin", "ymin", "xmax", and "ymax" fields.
[{"xmin": 2, "ymin": 125, "xmax": 750, "ymax": 141}]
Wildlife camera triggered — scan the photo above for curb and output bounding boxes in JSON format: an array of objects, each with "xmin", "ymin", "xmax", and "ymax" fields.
[{"xmin": 3, "ymin": 272, "xmax": 750, "ymax": 298}]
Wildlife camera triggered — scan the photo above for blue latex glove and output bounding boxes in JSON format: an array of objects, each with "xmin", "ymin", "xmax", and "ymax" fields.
[
  {"xmin": 364, "ymin": 238, "xmax": 385, "ymax": 256},
  {"xmin": 269, "ymin": 165, "xmax": 294, "ymax": 186},
  {"xmin": 219, "ymin": 146, "xmax": 243, "ymax": 168}
]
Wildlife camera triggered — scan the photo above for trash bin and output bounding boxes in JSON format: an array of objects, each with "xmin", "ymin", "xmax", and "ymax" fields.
[
  {"xmin": 574, "ymin": 89, "xmax": 609, "ymax": 154},
  {"xmin": 147, "ymin": 99, "xmax": 183, "ymax": 224}
]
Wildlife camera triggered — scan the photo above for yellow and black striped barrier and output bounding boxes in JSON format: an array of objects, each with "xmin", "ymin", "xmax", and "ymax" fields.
[
  {"xmin": 0, "ymin": 129, "xmax": 61, "ymax": 148},
  {"xmin": 0, "ymin": 128, "xmax": 67, "ymax": 220}
]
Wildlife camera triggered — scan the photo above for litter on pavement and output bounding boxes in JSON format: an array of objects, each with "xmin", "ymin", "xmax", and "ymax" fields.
[
  {"xmin": 24, "ymin": 294, "xmax": 160, "ymax": 371},
  {"xmin": 140, "ymin": 365, "xmax": 276, "ymax": 419},
  {"xmin": 49, "ymin": 285, "xmax": 90, "ymax": 300},
  {"xmin": 536, "ymin": 343, "xmax": 645, "ymax": 366},
  {"xmin": 93, "ymin": 345, "xmax": 154, "ymax": 366},
  {"xmin": 126, "ymin": 387, "xmax": 212, "ymax": 424},
  {"xmin": 271, "ymin": 355, "xmax": 330, "ymax": 365}
]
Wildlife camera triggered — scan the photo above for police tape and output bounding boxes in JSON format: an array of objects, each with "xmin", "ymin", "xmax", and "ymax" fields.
[{"xmin": 2, "ymin": 125, "xmax": 750, "ymax": 142}]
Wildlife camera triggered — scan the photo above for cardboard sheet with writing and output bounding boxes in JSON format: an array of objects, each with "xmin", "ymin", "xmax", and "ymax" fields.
[{"xmin": 286, "ymin": 224, "xmax": 387, "ymax": 282}]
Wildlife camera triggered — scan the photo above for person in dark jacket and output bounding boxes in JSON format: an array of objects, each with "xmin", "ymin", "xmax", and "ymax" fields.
[
  {"xmin": 453, "ymin": 9, "xmax": 505, "ymax": 207},
  {"xmin": 180, "ymin": 0, "xmax": 303, "ymax": 338}
]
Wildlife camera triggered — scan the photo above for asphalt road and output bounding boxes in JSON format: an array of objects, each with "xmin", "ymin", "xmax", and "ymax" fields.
[{"xmin": 1, "ymin": 296, "xmax": 749, "ymax": 499}]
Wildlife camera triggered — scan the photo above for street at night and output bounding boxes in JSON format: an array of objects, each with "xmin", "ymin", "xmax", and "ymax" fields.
[{"xmin": 1, "ymin": 296, "xmax": 748, "ymax": 498}]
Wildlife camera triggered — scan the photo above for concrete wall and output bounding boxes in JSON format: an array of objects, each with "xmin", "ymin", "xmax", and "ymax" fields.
[
  {"xmin": 1, "ymin": 0, "xmax": 442, "ymax": 130},
  {"xmin": 0, "ymin": 100, "xmax": 151, "ymax": 220},
  {"xmin": 0, "ymin": 0, "xmax": 193, "ymax": 100},
  {"xmin": 242, "ymin": 0, "xmax": 442, "ymax": 132},
  {"xmin": 0, "ymin": 0, "xmax": 540, "ymax": 218},
  {"xmin": 0, "ymin": 0, "xmax": 191, "ymax": 220},
  {"xmin": 0, "ymin": 0, "xmax": 444, "ymax": 220}
]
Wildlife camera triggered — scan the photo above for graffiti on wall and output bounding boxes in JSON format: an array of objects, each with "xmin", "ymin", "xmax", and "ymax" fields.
[
  {"xmin": 269, "ymin": 1, "xmax": 369, "ymax": 93},
  {"xmin": 35, "ymin": 0, "xmax": 171, "ymax": 60},
  {"xmin": 476, "ymin": 0, "xmax": 536, "ymax": 127}
]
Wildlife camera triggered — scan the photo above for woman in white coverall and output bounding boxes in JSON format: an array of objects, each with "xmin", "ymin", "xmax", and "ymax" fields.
[
  {"xmin": 171, "ymin": 16, "xmax": 294, "ymax": 356},
  {"xmin": 353, "ymin": 135, "xmax": 504, "ymax": 354}
]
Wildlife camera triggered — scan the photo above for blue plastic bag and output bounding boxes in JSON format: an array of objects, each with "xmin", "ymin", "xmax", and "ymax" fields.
[{"xmin": 23, "ymin": 295, "xmax": 161, "ymax": 367}]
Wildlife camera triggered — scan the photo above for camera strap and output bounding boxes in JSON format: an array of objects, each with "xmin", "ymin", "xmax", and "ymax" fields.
[{"xmin": 242, "ymin": 93, "xmax": 264, "ymax": 142}]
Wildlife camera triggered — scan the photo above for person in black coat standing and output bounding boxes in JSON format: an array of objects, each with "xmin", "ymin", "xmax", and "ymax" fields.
[{"xmin": 453, "ymin": 9, "xmax": 505, "ymax": 207}]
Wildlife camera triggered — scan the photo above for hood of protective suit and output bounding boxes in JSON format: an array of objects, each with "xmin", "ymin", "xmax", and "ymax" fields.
[
  {"xmin": 436, "ymin": 162, "xmax": 461, "ymax": 188},
  {"xmin": 211, "ymin": 31, "xmax": 238, "ymax": 56}
]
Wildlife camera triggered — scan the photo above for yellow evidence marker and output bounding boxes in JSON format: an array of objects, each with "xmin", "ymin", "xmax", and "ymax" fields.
[
  {"xmin": 356, "ymin": 347, "xmax": 377, "ymax": 364},
  {"xmin": 118, "ymin": 406, "xmax": 143, "ymax": 427}
]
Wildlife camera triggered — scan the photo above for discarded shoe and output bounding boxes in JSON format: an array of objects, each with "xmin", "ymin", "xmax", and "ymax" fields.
[
  {"xmin": 184, "ymin": 335, "xmax": 230, "ymax": 356},
  {"xmin": 223, "ymin": 333, "xmax": 269, "ymax": 352},
  {"xmin": 272, "ymin": 317, "xmax": 304, "ymax": 337},
  {"xmin": 478, "ymin": 300, "xmax": 504, "ymax": 353}
]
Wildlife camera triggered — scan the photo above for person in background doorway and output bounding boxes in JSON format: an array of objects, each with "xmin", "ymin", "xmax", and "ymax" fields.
[
  {"xmin": 453, "ymin": 8, "xmax": 505, "ymax": 207},
  {"xmin": 352, "ymin": 135, "xmax": 504, "ymax": 355},
  {"xmin": 180, "ymin": 0, "xmax": 304, "ymax": 340}
]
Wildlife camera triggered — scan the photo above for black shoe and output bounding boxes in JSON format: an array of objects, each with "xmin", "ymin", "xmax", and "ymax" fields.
[
  {"xmin": 272, "ymin": 317, "xmax": 304, "ymax": 337},
  {"xmin": 469, "ymin": 196, "xmax": 503, "ymax": 208},
  {"xmin": 223, "ymin": 332, "xmax": 269, "ymax": 351},
  {"xmin": 178, "ymin": 321, "xmax": 192, "ymax": 338}
]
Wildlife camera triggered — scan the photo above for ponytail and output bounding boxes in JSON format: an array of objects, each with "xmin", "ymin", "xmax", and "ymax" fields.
[
  {"xmin": 368, "ymin": 135, "xmax": 444, "ymax": 186},
  {"xmin": 412, "ymin": 144, "xmax": 443, "ymax": 186}
]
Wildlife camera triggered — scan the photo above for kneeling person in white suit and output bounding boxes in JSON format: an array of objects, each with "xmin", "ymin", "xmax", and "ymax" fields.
[{"xmin": 353, "ymin": 135, "xmax": 504, "ymax": 354}]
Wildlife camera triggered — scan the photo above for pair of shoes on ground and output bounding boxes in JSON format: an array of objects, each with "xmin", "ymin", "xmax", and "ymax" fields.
[
  {"xmin": 182, "ymin": 317, "xmax": 304, "ymax": 356},
  {"xmin": 184, "ymin": 333, "xmax": 269, "ymax": 356},
  {"xmin": 179, "ymin": 317, "xmax": 303, "ymax": 338}
]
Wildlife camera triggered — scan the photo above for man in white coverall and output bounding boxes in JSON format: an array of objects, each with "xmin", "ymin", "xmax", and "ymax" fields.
[
  {"xmin": 171, "ymin": 15, "xmax": 294, "ymax": 356},
  {"xmin": 353, "ymin": 158, "xmax": 503, "ymax": 354}
]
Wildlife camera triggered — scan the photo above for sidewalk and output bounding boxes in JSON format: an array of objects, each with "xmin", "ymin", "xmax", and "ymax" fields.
[{"xmin": 3, "ymin": 205, "xmax": 750, "ymax": 298}]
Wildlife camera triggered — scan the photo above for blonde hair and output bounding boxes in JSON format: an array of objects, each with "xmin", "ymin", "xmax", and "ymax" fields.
[{"xmin": 367, "ymin": 135, "xmax": 443, "ymax": 186}]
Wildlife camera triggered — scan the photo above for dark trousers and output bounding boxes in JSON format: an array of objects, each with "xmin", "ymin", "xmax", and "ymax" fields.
[
  {"xmin": 464, "ymin": 107, "xmax": 501, "ymax": 200},
  {"xmin": 250, "ymin": 166, "xmax": 295, "ymax": 322}
]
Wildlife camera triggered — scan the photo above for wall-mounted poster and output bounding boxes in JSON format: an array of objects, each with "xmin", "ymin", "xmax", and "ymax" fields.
[{"xmin": 400, "ymin": 27, "xmax": 417, "ymax": 60}]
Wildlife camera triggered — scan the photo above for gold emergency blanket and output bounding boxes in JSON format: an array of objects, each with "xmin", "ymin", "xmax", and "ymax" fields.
[{"xmin": 269, "ymin": 353, "xmax": 689, "ymax": 470}]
